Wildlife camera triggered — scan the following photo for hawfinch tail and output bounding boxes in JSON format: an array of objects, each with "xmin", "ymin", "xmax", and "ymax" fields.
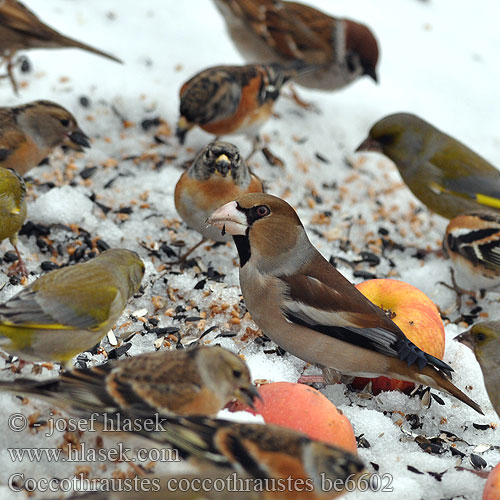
[{"xmin": 206, "ymin": 193, "xmax": 482, "ymax": 414}]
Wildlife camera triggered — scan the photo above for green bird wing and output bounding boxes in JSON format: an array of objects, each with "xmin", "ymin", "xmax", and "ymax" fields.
[
  {"xmin": 0, "ymin": 268, "xmax": 123, "ymax": 331},
  {"xmin": 427, "ymin": 148, "xmax": 500, "ymax": 209}
]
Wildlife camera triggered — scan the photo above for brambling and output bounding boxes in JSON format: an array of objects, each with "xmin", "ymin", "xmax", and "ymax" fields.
[
  {"xmin": 443, "ymin": 211, "xmax": 500, "ymax": 291},
  {"xmin": 0, "ymin": 0, "xmax": 122, "ymax": 93},
  {"xmin": 60, "ymin": 469, "xmax": 263, "ymax": 500},
  {"xmin": 0, "ymin": 167, "xmax": 27, "ymax": 276},
  {"xmin": 212, "ymin": 0, "xmax": 379, "ymax": 91},
  {"xmin": 206, "ymin": 193, "xmax": 482, "ymax": 414},
  {"xmin": 174, "ymin": 141, "xmax": 264, "ymax": 259},
  {"xmin": 138, "ymin": 416, "xmax": 365, "ymax": 500},
  {"xmin": 0, "ymin": 248, "xmax": 144, "ymax": 367},
  {"xmin": 176, "ymin": 63, "xmax": 300, "ymax": 154},
  {"xmin": 357, "ymin": 113, "xmax": 500, "ymax": 220},
  {"xmin": 456, "ymin": 322, "xmax": 500, "ymax": 416},
  {"xmin": 0, "ymin": 345, "xmax": 259, "ymax": 417},
  {"xmin": 0, "ymin": 100, "xmax": 91, "ymax": 176}
]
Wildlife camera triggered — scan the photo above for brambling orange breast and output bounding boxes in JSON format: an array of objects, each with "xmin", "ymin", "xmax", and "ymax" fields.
[
  {"xmin": 0, "ymin": 167, "xmax": 27, "ymax": 275},
  {"xmin": 0, "ymin": 0, "xmax": 122, "ymax": 93},
  {"xmin": 176, "ymin": 63, "xmax": 298, "ymax": 146},
  {"xmin": 175, "ymin": 141, "xmax": 264, "ymax": 249},
  {"xmin": 0, "ymin": 100, "xmax": 90, "ymax": 176},
  {"xmin": 456, "ymin": 322, "xmax": 500, "ymax": 416},
  {"xmin": 139, "ymin": 416, "xmax": 365, "ymax": 500},
  {"xmin": 444, "ymin": 211, "xmax": 500, "ymax": 290},
  {"xmin": 207, "ymin": 193, "xmax": 482, "ymax": 414},
  {"xmin": 213, "ymin": 0, "xmax": 379, "ymax": 91},
  {"xmin": 0, "ymin": 345, "xmax": 259, "ymax": 417}
]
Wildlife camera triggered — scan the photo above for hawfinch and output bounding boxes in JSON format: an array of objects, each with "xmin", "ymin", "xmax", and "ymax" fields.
[{"xmin": 207, "ymin": 193, "xmax": 482, "ymax": 414}]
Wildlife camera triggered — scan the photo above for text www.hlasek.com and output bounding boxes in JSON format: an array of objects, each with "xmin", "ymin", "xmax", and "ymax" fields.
[{"xmin": 8, "ymin": 442, "xmax": 179, "ymax": 464}]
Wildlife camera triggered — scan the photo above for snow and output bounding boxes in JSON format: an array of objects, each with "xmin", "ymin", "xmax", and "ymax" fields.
[{"xmin": 0, "ymin": 0, "xmax": 498, "ymax": 499}]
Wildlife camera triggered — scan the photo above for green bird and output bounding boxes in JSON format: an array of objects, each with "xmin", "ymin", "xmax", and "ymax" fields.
[
  {"xmin": 356, "ymin": 113, "xmax": 500, "ymax": 219},
  {"xmin": 456, "ymin": 321, "xmax": 500, "ymax": 417},
  {"xmin": 0, "ymin": 248, "xmax": 144, "ymax": 367},
  {"xmin": 0, "ymin": 167, "xmax": 27, "ymax": 275}
]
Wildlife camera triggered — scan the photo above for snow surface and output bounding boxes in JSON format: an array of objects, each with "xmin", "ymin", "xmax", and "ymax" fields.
[{"xmin": 0, "ymin": 0, "xmax": 499, "ymax": 499}]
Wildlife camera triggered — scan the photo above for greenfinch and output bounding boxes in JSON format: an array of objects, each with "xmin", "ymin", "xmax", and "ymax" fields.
[
  {"xmin": 0, "ymin": 345, "xmax": 259, "ymax": 417},
  {"xmin": 356, "ymin": 113, "xmax": 500, "ymax": 220},
  {"xmin": 0, "ymin": 167, "xmax": 27, "ymax": 275},
  {"xmin": 0, "ymin": 248, "xmax": 144, "ymax": 366},
  {"xmin": 456, "ymin": 322, "xmax": 500, "ymax": 416}
]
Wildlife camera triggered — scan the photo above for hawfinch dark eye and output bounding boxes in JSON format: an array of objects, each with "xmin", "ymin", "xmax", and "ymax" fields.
[
  {"xmin": 256, "ymin": 205, "xmax": 270, "ymax": 218},
  {"xmin": 476, "ymin": 333, "xmax": 486, "ymax": 342},
  {"xmin": 60, "ymin": 119, "xmax": 70, "ymax": 127},
  {"xmin": 232, "ymin": 369, "xmax": 242, "ymax": 378}
]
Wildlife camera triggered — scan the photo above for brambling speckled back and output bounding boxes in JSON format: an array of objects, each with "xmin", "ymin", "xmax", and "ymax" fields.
[
  {"xmin": 444, "ymin": 211, "xmax": 500, "ymax": 291},
  {"xmin": 0, "ymin": 0, "xmax": 122, "ymax": 93},
  {"xmin": 138, "ymin": 415, "xmax": 365, "ymax": 500},
  {"xmin": 357, "ymin": 113, "xmax": 500, "ymax": 220},
  {"xmin": 206, "ymin": 193, "xmax": 482, "ymax": 414},
  {"xmin": 175, "ymin": 141, "xmax": 264, "ymax": 255},
  {"xmin": 176, "ymin": 63, "xmax": 301, "ymax": 149},
  {"xmin": 213, "ymin": 0, "xmax": 379, "ymax": 91},
  {"xmin": 0, "ymin": 248, "xmax": 144, "ymax": 367},
  {"xmin": 0, "ymin": 345, "xmax": 259, "ymax": 417},
  {"xmin": 0, "ymin": 167, "xmax": 27, "ymax": 275},
  {"xmin": 0, "ymin": 100, "xmax": 90, "ymax": 176}
]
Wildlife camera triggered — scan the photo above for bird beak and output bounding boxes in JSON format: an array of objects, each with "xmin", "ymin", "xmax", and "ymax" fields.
[
  {"xmin": 364, "ymin": 66, "xmax": 378, "ymax": 83},
  {"xmin": 455, "ymin": 330, "xmax": 475, "ymax": 350},
  {"xmin": 215, "ymin": 154, "xmax": 231, "ymax": 176},
  {"xmin": 237, "ymin": 385, "xmax": 262, "ymax": 410},
  {"xmin": 176, "ymin": 116, "xmax": 192, "ymax": 145},
  {"xmin": 206, "ymin": 201, "xmax": 248, "ymax": 236},
  {"xmin": 355, "ymin": 137, "xmax": 382, "ymax": 153},
  {"xmin": 65, "ymin": 130, "xmax": 91, "ymax": 151}
]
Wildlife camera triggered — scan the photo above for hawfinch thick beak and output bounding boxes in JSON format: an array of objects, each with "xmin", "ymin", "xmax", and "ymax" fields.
[
  {"xmin": 206, "ymin": 201, "xmax": 248, "ymax": 236},
  {"xmin": 455, "ymin": 330, "xmax": 475, "ymax": 350},
  {"xmin": 215, "ymin": 154, "xmax": 231, "ymax": 176},
  {"xmin": 65, "ymin": 130, "xmax": 91, "ymax": 151},
  {"xmin": 355, "ymin": 136, "xmax": 382, "ymax": 153}
]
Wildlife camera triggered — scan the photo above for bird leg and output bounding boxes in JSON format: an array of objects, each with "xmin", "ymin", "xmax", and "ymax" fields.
[
  {"xmin": 0, "ymin": 54, "xmax": 19, "ymax": 94},
  {"xmin": 247, "ymin": 135, "xmax": 284, "ymax": 167},
  {"xmin": 283, "ymin": 84, "xmax": 320, "ymax": 113},
  {"xmin": 174, "ymin": 237, "xmax": 207, "ymax": 264},
  {"xmin": 10, "ymin": 242, "xmax": 27, "ymax": 277},
  {"xmin": 438, "ymin": 268, "xmax": 476, "ymax": 310}
]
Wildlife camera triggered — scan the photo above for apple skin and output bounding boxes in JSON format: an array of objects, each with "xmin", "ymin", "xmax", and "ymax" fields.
[
  {"xmin": 352, "ymin": 279, "xmax": 445, "ymax": 394},
  {"xmin": 227, "ymin": 382, "xmax": 357, "ymax": 453},
  {"xmin": 484, "ymin": 463, "xmax": 500, "ymax": 500}
]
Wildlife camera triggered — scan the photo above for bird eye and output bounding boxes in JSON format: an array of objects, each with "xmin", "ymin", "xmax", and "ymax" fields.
[
  {"xmin": 476, "ymin": 333, "xmax": 486, "ymax": 342},
  {"xmin": 60, "ymin": 119, "xmax": 70, "ymax": 127},
  {"xmin": 256, "ymin": 205, "xmax": 270, "ymax": 218},
  {"xmin": 232, "ymin": 369, "xmax": 242, "ymax": 378}
]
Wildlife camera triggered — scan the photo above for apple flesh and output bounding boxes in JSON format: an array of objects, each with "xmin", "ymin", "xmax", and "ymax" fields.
[
  {"xmin": 484, "ymin": 462, "xmax": 500, "ymax": 500},
  {"xmin": 352, "ymin": 279, "xmax": 445, "ymax": 394},
  {"xmin": 227, "ymin": 382, "xmax": 357, "ymax": 453}
]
